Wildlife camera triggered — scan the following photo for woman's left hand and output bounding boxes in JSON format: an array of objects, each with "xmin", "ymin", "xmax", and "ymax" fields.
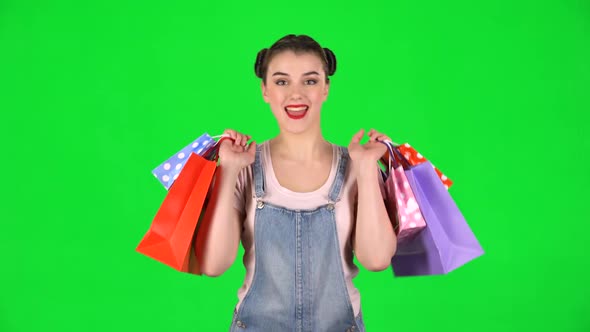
[{"xmin": 348, "ymin": 128, "xmax": 391, "ymax": 164}]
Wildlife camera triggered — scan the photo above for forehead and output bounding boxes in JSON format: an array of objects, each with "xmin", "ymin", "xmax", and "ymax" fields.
[{"xmin": 267, "ymin": 51, "xmax": 324, "ymax": 74}]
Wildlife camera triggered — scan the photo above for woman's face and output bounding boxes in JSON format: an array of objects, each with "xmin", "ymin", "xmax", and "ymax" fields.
[{"xmin": 262, "ymin": 50, "xmax": 329, "ymax": 134}]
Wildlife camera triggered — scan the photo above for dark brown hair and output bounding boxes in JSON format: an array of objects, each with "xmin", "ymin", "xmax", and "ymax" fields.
[{"xmin": 254, "ymin": 34, "xmax": 337, "ymax": 84}]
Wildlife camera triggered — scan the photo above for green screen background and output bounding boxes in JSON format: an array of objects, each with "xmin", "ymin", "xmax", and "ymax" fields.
[{"xmin": 1, "ymin": 0, "xmax": 589, "ymax": 331}]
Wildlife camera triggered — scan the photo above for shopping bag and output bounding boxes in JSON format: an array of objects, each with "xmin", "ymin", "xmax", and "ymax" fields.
[
  {"xmin": 381, "ymin": 141, "xmax": 453, "ymax": 190},
  {"xmin": 379, "ymin": 141, "xmax": 426, "ymax": 244},
  {"xmin": 137, "ymin": 152, "xmax": 217, "ymax": 274},
  {"xmin": 152, "ymin": 133, "xmax": 219, "ymax": 190},
  {"xmin": 389, "ymin": 146, "xmax": 484, "ymax": 276}
]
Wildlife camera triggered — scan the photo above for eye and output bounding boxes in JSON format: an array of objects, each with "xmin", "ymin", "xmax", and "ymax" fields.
[
  {"xmin": 305, "ymin": 79, "xmax": 318, "ymax": 85},
  {"xmin": 275, "ymin": 79, "xmax": 287, "ymax": 86}
]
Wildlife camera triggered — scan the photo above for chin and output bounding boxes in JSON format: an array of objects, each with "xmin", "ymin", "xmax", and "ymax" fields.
[
  {"xmin": 272, "ymin": 109, "xmax": 320, "ymax": 134},
  {"xmin": 279, "ymin": 125, "xmax": 308, "ymax": 135}
]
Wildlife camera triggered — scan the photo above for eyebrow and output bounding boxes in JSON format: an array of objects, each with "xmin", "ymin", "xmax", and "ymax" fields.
[{"xmin": 271, "ymin": 71, "xmax": 321, "ymax": 77}]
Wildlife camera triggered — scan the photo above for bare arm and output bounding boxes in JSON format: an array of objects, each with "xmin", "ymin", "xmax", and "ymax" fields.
[
  {"xmin": 348, "ymin": 128, "xmax": 397, "ymax": 272},
  {"xmin": 195, "ymin": 129, "xmax": 256, "ymax": 277},
  {"xmin": 352, "ymin": 161, "xmax": 397, "ymax": 272},
  {"xmin": 195, "ymin": 165, "xmax": 243, "ymax": 277}
]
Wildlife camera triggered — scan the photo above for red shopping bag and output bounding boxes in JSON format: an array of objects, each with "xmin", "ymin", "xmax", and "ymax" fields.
[
  {"xmin": 136, "ymin": 152, "xmax": 216, "ymax": 274},
  {"xmin": 382, "ymin": 142, "xmax": 453, "ymax": 189}
]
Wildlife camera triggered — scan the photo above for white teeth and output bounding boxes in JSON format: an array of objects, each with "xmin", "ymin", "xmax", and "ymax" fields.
[{"xmin": 285, "ymin": 106, "xmax": 308, "ymax": 112}]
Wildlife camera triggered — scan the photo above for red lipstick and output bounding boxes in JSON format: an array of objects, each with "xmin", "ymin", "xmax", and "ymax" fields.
[{"xmin": 284, "ymin": 104, "xmax": 309, "ymax": 120}]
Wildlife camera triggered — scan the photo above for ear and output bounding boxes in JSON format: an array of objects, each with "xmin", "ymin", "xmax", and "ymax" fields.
[
  {"xmin": 322, "ymin": 81, "xmax": 330, "ymax": 101},
  {"xmin": 261, "ymin": 80, "xmax": 270, "ymax": 103}
]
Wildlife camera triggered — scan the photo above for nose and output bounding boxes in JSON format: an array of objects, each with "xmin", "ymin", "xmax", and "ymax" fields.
[{"xmin": 288, "ymin": 83, "xmax": 304, "ymax": 100}]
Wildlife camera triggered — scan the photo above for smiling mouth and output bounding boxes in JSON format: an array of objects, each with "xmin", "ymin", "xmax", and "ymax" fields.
[{"xmin": 285, "ymin": 105, "xmax": 309, "ymax": 120}]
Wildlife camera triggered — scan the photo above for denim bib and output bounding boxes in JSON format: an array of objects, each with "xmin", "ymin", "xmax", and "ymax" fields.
[{"xmin": 230, "ymin": 145, "xmax": 365, "ymax": 332}]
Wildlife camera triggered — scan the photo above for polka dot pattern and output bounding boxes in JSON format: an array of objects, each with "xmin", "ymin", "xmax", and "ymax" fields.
[
  {"xmin": 394, "ymin": 143, "xmax": 454, "ymax": 190},
  {"xmin": 384, "ymin": 164, "xmax": 427, "ymax": 244},
  {"xmin": 152, "ymin": 133, "xmax": 218, "ymax": 190}
]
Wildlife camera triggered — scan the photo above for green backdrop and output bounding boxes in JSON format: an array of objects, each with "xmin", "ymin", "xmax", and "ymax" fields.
[{"xmin": 1, "ymin": 0, "xmax": 588, "ymax": 331}]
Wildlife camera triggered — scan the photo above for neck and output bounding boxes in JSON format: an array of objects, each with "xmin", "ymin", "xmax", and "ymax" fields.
[{"xmin": 271, "ymin": 127, "xmax": 331, "ymax": 162}]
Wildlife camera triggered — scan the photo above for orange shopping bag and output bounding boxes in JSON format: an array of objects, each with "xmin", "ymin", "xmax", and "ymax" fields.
[{"xmin": 136, "ymin": 152, "xmax": 216, "ymax": 274}]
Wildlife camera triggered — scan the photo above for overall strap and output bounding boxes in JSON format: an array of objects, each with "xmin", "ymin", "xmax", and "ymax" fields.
[
  {"xmin": 328, "ymin": 146, "xmax": 349, "ymax": 204},
  {"xmin": 253, "ymin": 144, "xmax": 266, "ymax": 199}
]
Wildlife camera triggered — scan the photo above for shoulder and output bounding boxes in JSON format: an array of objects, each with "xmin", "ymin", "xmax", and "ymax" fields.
[
  {"xmin": 330, "ymin": 143, "xmax": 350, "ymax": 162},
  {"xmin": 238, "ymin": 140, "xmax": 269, "ymax": 183},
  {"xmin": 255, "ymin": 140, "xmax": 270, "ymax": 154}
]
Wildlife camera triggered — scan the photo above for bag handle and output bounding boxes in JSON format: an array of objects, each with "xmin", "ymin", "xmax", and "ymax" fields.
[
  {"xmin": 202, "ymin": 134, "xmax": 235, "ymax": 161},
  {"xmin": 378, "ymin": 140, "xmax": 400, "ymax": 171},
  {"xmin": 205, "ymin": 133, "xmax": 254, "ymax": 162},
  {"xmin": 389, "ymin": 141, "xmax": 412, "ymax": 170},
  {"xmin": 380, "ymin": 139, "xmax": 413, "ymax": 170}
]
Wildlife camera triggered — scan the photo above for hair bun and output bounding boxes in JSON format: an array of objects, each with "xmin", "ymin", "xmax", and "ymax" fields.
[
  {"xmin": 254, "ymin": 48, "xmax": 268, "ymax": 78},
  {"xmin": 323, "ymin": 48, "xmax": 337, "ymax": 76}
]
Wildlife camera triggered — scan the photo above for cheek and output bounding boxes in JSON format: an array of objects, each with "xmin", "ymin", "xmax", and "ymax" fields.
[
  {"xmin": 269, "ymin": 99, "xmax": 284, "ymax": 113},
  {"xmin": 267, "ymin": 89, "xmax": 284, "ymax": 103},
  {"xmin": 311, "ymin": 89, "xmax": 326, "ymax": 102}
]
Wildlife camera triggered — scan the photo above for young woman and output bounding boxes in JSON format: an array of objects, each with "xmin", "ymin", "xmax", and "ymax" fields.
[{"xmin": 196, "ymin": 34, "xmax": 397, "ymax": 332}]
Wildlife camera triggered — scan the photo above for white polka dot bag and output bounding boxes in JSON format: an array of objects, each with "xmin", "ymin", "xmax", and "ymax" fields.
[
  {"xmin": 382, "ymin": 142, "xmax": 453, "ymax": 190},
  {"xmin": 380, "ymin": 141, "xmax": 427, "ymax": 244},
  {"xmin": 152, "ymin": 133, "xmax": 228, "ymax": 190},
  {"xmin": 385, "ymin": 142, "xmax": 485, "ymax": 276}
]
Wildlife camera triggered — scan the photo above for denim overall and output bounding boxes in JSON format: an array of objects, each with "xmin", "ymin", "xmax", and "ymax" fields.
[{"xmin": 230, "ymin": 145, "xmax": 366, "ymax": 332}]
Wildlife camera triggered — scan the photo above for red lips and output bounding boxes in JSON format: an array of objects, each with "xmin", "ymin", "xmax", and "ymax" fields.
[{"xmin": 284, "ymin": 104, "xmax": 309, "ymax": 120}]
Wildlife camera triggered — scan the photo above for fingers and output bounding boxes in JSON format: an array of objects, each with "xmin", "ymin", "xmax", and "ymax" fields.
[
  {"xmin": 368, "ymin": 128, "xmax": 378, "ymax": 141},
  {"xmin": 350, "ymin": 128, "xmax": 365, "ymax": 144},
  {"xmin": 246, "ymin": 140, "xmax": 257, "ymax": 154},
  {"xmin": 236, "ymin": 133, "xmax": 251, "ymax": 147},
  {"xmin": 373, "ymin": 134, "xmax": 390, "ymax": 143},
  {"xmin": 223, "ymin": 129, "xmax": 237, "ymax": 140},
  {"xmin": 223, "ymin": 129, "xmax": 239, "ymax": 146},
  {"xmin": 367, "ymin": 128, "xmax": 391, "ymax": 143},
  {"xmin": 223, "ymin": 129, "xmax": 251, "ymax": 147}
]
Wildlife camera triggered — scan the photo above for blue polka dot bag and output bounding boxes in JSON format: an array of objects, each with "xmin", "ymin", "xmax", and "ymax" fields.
[{"xmin": 152, "ymin": 133, "xmax": 227, "ymax": 190}]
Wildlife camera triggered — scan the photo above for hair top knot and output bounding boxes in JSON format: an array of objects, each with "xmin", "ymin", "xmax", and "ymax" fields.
[
  {"xmin": 253, "ymin": 35, "xmax": 337, "ymax": 82},
  {"xmin": 254, "ymin": 48, "xmax": 268, "ymax": 79},
  {"xmin": 322, "ymin": 48, "xmax": 336, "ymax": 76}
]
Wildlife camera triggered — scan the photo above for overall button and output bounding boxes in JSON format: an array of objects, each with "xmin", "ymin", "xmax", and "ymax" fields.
[
  {"xmin": 236, "ymin": 320, "xmax": 247, "ymax": 328},
  {"xmin": 257, "ymin": 201, "xmax": 264, "ymax": 209},
  {"xmin": 327, "ymin": 203, "xmax": 334, "ymax": 211}
]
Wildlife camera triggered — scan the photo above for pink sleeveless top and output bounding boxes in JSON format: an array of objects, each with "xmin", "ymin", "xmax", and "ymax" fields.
[{"xmin": 232, "ymin": 141, "xmax": 386, "ymax": 316}]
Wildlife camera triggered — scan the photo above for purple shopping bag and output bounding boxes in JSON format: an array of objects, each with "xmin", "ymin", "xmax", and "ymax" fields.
[{"xmin": 389, "ymin": 146, "xmax": 484, "ymax": 276}]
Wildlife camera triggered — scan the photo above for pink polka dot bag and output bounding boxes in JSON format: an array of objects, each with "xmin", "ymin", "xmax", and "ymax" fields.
[
  {"xmin": 380, "ymin": 142, "xmax": 485, "ymax": 276},
  {"xmin": 380, "ymin": 141, "xmax": 427, "ymax": 244}
]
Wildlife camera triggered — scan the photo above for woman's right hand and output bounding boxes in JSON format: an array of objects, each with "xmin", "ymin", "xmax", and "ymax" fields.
[{"xmin": 218, "ymin": 129, "xmax": 257, "ymax": 171}]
